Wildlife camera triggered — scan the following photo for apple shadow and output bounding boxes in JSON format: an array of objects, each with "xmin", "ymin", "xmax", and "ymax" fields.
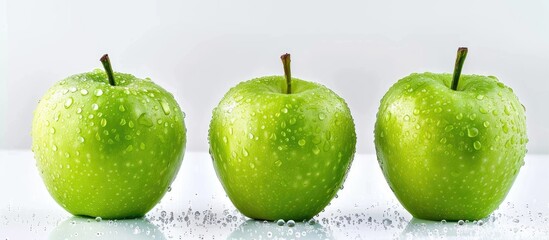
[
  {"xmin": 49, "ymin": 216, "xmax": 166, "ymax": 240},
  {"xmin": 399, "ymin": 217, "xmax": 504, "ymax": 239},
  {"xmin": 227, "ymin": 219, "xmax": 334, "ymax": 240}
]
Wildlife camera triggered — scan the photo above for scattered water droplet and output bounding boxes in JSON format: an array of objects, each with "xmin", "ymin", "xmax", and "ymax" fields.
[
  {"xmin": 456, "ymin": 113, "xmax": 463, "ymax": 120},
  {"xmin": 64, "ymin": 98, "xmax": 73, "ymax": 108},
  {"xmin": 80, "ymin": 89, "xmax": 88, "ymax": 95},
  {"xmin": 137, "ymin": 113, "xmax": 153, "ymax": 127},
  {"xmin": 473, "ymin": 141, "xmax": 482, "ymax": 150},
  {"xmin": 160, "ymin": 101, "xmax": 171, "ymax": 115},
  {"xmin": 318, "ymin": 113, "xmax": 326, "ymax": 120},
  {"xmin": 312, "ymin": 146, "xmax": 320, "ymax": 155},
  {"xmin": 403, "ymin": 115, "xmax": 410, "ymax": 121},
  {"xmin": 274, "ymin": 160, "xmax": 282, "ymax": 167},
  {"xmin": 94, "ymin": 89, "xmax": 103, "ymax": 96},
  {"xmin": 91, "ymin": 103, "xmax": 99, "ymax": 111},
  {"xmin": 119, "ymin": 105, "xmax": 126, "ymax": 112},
  {"xmin": 281, "ymin": 108, "xmax": 288, "ymax": 113},
  {"xmin": 467, "ymin": 127, "xmax": 479, "ymax": 137},
  {"xmin": 476, "ymin": 94, "xmax": 484, "ymax": 100},
  {"xmin": 287, "ymin": 220, "xmax": 295, "ymax": 227},
  {"xmin": 242, "ymin": 148, "xmax": 249, "ymax": 157},
  {"xmin": 483, "ymin": 121, "xmax": 490, "ymax": 128},
  {"xmin": 298, "ymin": 139, "xmax": 306, "ymax": 146},
  {"xmin": 78, "ymin": 136, "xmax": 85, "ymax": 143},
  {"xmin": 458, "ymin": 220, "xmax": 465, "ymax": 225},
  {"xmin": 95, "ymin": 217, "xmax": 102, "ymax": 222},
  {"xmin": 100, "ymin": 119, "xmax": 107, "ymax": 127},
  {"xmin": 276, "ymin": 219, "xmax": 285, "ymax": 226}
]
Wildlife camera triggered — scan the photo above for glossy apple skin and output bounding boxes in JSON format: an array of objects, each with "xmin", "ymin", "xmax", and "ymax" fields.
[
  {"xmin": 32, "ymin": 70, "xmax": 186, "ymax": 219},
  {"xmin": 209, "ymin": 76, "xmax": 356, "ymax": 221},
  {"xmin": 374, "ymin": 73, "xmax": 527, "ymax": 221}
]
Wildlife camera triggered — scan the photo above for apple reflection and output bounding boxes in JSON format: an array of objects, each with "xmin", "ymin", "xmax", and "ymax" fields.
[{"xmin": 49, "ymin": 216, "xmax": 166, "ymax": 240}]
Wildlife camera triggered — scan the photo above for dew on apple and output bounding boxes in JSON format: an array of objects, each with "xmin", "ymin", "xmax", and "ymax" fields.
[
  {"xmin": 64, "ymin": 98, "xmax": 73, "ymax": 108},
  {"xmin": 95, "ymin": 217, "xmax": 102, "ymax": 222},
  {"xmin": 91, "ymin": 103, "xmax": 99, "ymax": 111},
  {"xmin": 403, "ymin": 115, "xmax": 410, "ymax": 121},
  {"xmin": 119, "ymin": 105, "xmax": 126, "ymax": 112},
  {"xmin": 467, "ymin": 127, "xmax": 479, "ymax": 137},
  {"xmin": 277, "ymin": 219, "xmax": 285, "ymax": 226},
  {"xmin": 137, "ymin": 113, "xmax": 153, "ymax": 127},
  {"xmin": 69, "ymin": 86, "xmax": 77, "ymax": 92},
  {"xmin": 456, "ymin": 113, "xmax": 464, "ymax": 120},
  {"xmin": 100, "ymin": 119, "xmax": 107, "ymax": 127},
  {"xmin": 458, "ymin": 220, "xmax": 465, "ymax": 225},
  {"xmin": 94, "ymin": 89, "xmax": 103, "ymax": 96},
  {"xmin": 473, "ymin": 141, "xmax": 482, "ymax": 150},
  {"xmin": 298, "ymin": 139, "xmax": 306, "ymax": 146}
]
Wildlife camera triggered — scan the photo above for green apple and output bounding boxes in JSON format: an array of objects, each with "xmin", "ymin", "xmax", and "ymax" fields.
[
  {"xmin": 32, "ymin": 54, "xmax": 186, "ymax": 219},
  {"xmin": 209, "ymin": 54, "xmax": 356, "ymax": 221},
  {"xmin": 374, "ymin": 48, "xmax": 527, "ymax": 220}
]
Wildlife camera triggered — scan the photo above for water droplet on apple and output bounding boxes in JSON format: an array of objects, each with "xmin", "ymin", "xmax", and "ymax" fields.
[
  {"xmin": 504, "ymin": 105, "xmax": 511, "ymax": 115},
  {"xmin": 289, "ymin": 118, "xmax": 297, "ymax": 125},
  {"xmin": 473, "ymin": 141, "xmax": 482, "ymax": 150},
  {"xmin": 440, "ymin": 138, "xmax": 447, "ymax": 144},
  {"xmin": 458, "ymin": 220, "xmax": 465, "ymax": 225},
  {"xmin": 502, "ymin": 124, "xmax": 509, "ymax": 133},
  {"xmin": 64, "ymin": 98, "xmax": 73, "ymax": 108},
  {"xmin": 287, "ymin": 220, "xmax": 296, "ymax": 227},
  {"xmin": 80, "ymin": 89, "xmax": 88, "ymax": 95},
  {"xmin": 52, "ymin": 145, "xmax": 58, "ymax": 151},
  {"xmin": 444, "ymin": 125, "xmax": 454, "ymax": 132},
  {"xmin": 479, "ymin": 107, "xmax": 488, "ymax": 114},
  {"xmin": 69, "ymin": 87, "xmax": 77, "ymax": 92},
  {"xmin": 137, "ymin": 113, "xmax": 153, "ymax": 127},
  {"xmin": 441, "ymin": 219, "xmax": 447, "ymax": 224},
  {"xmin": 281, "ymin": 108, "xmax": 288, "ymax": 113},
  {"xmin": 91, "ymin": 103, "xmax": 99, "ymax": 111},
  {"xmin": 318, "ymin": 113, "xmax": 326, "ymax": 120},
  {"xmin": 467, "ymin": 127, "xmax": 479, "ymax": 137},
  {"xmin": 276, "ymin": 219, "xmax": 285, "ymax": 226},
  {"xmin": 312, "ymin": 146, "xmax": 320, "ymax": 155},
  {"xmin": 274, "ymin": 160, "xmax": 282, "ymax": 167},
  {"xmin": 94, "ymin": 89, "xmax": 103, "ymax": 96},
  {"xmin": 403, "ymin": 115, "xmax": 410, "ymax": 121},
  {"xmin": 298, "ymin": 139, "xmax": 306, "ymax": 146},
  {"xmin": 95, "ymin": 217, "xmax": 102, "ymax": 222},
  {"xmin": 160, "ymin": 101, "xmax": 171, "ymax": 115},
  {"xmin": 128, "ymin": 120, "xmax": 135, "ymax": 128},
  {"xmin": 434, "ymin": 107, "xmax": 442, "ymax": 113},
  {"xmin": 88, "ymin": 114, "xmax": 94, "ymax": 119},
  {"xmin": 118, "ymin": 105, "xmax": 126, "ymax": 112},
  {"xmin": 49, "ymin": 127, "xmax": 56, "ymax": 134},
  {"xmin": 78, "ymin": 136, "xmax": 85, "ymax": 143},
  {"xmin": 249, "ymin": 162, "xmax": 255, "ymax": 169},
  {"xmin": 456, "ymin": 113, "xmax": 463, "ymax": 120},
  {"xmin": 100, "ymin": 119, "xmax": 107, "ymax": 127},
  {"xmin": 476, "ymin": 94, "xmax": 484, "ymax": 100},
  {"xmin": 469, "ymin": 113, "xmax": 477, "ymax": 120},
  {"xmin": 248, "ymin": 133, "xmax": 254, "ymax": 139},
  {"xmin": 222, "ymin": 136, "xmax": 228, "ymax": 143}
]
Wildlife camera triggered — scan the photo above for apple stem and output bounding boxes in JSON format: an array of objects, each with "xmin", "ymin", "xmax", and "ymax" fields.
[
  {"xmin": 100, "ymin": 54, "xmax": 116, "ymax": 86},
  {"xmin": 451, "ymin": 47, "xmax": 468, "ymax": 91},
  {"xmin": 280, "ymin": 53, "xmax": 292, "ymax": 94}
]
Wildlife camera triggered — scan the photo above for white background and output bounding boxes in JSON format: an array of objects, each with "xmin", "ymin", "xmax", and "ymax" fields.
[{"xmin": 1, "ymin": 0, "xmax": 548, "ymax": 154}]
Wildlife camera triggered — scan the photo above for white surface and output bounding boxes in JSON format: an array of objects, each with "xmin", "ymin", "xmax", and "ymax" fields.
[
  {"xmin": 1, "ymin": 151, "xmax": 548, "ymax": 239},
  {"xmin": 1, "ymin": 0, "xmax": 549, "ymax": 154}
]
